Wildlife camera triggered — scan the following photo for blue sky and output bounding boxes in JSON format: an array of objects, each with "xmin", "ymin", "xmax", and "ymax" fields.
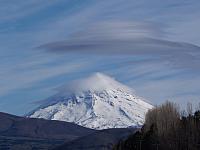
[{"xmin": 0, "ymin": 0, "xmax": 200, "ymax": 115}]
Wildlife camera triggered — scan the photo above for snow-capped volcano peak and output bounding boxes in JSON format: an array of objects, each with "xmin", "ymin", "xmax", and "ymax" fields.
[
  {"xmin": 29, "ymin": 73, "xmax": 153, "ymax": 129},
  {"xmin": 58, "ymin": 72, "xmax": 133, "ymax": 94}
]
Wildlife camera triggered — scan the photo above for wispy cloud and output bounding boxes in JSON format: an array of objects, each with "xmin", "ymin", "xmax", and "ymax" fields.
[
  {"xmin": 0, "ymin": 1, "xmax": 57, "ymax": 22},
  {"xmin": 0, "ymin": 53, "xmax": 88, "ymax": 96}
]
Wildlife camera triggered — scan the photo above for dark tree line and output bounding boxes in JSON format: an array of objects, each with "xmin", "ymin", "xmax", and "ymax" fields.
[{"xmin": 113, "ymin": 101, "xmax": 200, "ymax": 150}]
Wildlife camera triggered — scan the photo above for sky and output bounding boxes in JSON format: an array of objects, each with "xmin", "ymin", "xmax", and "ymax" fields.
[{"xmin": 0, "ymin": 0, "xmax": 200, "ymax": 115}]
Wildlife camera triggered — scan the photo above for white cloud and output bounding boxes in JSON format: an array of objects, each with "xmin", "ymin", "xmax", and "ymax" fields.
[{"xmin": 57, "ymin": 72, "xmax": 133, "ymax": 94}]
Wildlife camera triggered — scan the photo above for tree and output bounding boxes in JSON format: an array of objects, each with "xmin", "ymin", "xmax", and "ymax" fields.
[{"xmin": 114, "ymin": 101, "xmax": 200, "ymax": 150}]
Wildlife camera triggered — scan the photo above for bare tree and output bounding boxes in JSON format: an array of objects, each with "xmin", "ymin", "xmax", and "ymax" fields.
[{"xmin": 187, "ymin": 102, "xmax": 193, "ymax": 116}]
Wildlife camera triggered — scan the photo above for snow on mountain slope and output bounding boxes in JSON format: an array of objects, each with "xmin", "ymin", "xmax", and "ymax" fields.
[{"xmin": 28, "ymin": 73, "xmax": 153, "ymax": 129}]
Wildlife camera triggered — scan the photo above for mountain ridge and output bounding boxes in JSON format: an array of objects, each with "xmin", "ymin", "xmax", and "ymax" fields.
[{"xmin": 0, "ymin": 111, "xmax": 137, "ymax": 150}]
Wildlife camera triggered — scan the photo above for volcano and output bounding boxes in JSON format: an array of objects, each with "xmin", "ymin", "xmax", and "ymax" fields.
[{"xmin": 29, "ymin": 73, "xmax": 153, "ymax": 129}]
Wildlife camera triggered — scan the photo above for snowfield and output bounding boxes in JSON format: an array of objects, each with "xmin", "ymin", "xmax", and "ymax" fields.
[{"xmin": 29, "ymin": 73, "xmax": 153, "ymax": 129}]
